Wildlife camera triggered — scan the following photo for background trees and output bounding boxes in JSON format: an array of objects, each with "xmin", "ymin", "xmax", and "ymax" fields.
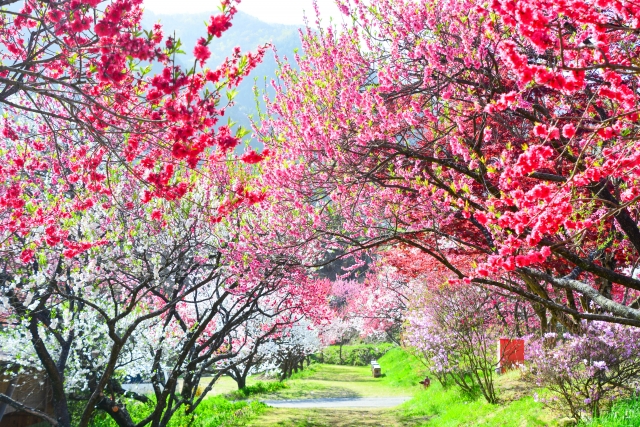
[
  {"xmin": 404, "ymin": 284, "xmax": 528, "ymax": 404},
  {"xmin": 0, "ymin": 173, "xmax": 320, "ymax": 427}
]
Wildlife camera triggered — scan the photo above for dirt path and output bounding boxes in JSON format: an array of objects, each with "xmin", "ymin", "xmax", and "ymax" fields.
[
  {"xmin": 242, "ymin": 364, "xmax": 424, "ymax": 426},
  {"xmin": 261, "ymin": 396, "xmax": 412, "ymax": 408}
]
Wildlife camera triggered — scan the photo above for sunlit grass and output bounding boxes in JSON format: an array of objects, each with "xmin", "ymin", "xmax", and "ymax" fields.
[
  {"xmin": 88, "ymin": 395, "xmax": 266, "ymax": 427},
  {"xmin": 228, "ymin": 381, "xmax": 289, "ymax": 400},
  {"xmin": 180, "ymin": 374, "xmax": 275, "ymax": 397},
  {"xmin": 580, "ymin": 397, "xmax": 640, "ymax": 427},
  {"xmin": 257, "ymin": 364, "xmax": 413, "ymax": 400},
  {"xmin": 396, "ymin": 384, "xmax": 555, "ymax": 427},
  {"xmin": 244, "ymin": 408, "xmax": 417, "ymax": 427}
]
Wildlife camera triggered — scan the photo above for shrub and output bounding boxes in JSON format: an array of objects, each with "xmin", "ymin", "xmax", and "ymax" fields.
[
  {"xmin": 404, "ymin": 285, "xmax": 512, "ymax": 404},
  {"xmin": 318, "ymin": 343, "xmax": 395, "ymax": 366},
  {"xmin": 524, "ymin": 321, "xmax": 640, "ymax": 421}
]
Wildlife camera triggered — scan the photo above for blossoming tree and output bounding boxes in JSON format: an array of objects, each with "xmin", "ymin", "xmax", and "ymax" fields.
[
  {"xmin": 0, "ymin": 170, "xmax": 321, "ymax": 427},
  {"xmin": 261, "ymin": 0, "xmax": 640, "ymax": 328},
  {"xmin": 0, "ymin": 0, "xmax": 269, "ymax": 262},
  {"xmin": 0, "ymin": 1, "xmax": 283, "ymax": 423}
]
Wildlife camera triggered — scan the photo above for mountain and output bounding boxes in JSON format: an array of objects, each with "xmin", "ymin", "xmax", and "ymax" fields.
[{"xmin": 142, "ymin": 10, "xmax": 304, "ymax": 147}]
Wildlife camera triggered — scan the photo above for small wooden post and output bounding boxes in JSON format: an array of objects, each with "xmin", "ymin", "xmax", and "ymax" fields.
[{"xmin": 370, "ymin": 360, "xmax": 381, "ymax": 378}]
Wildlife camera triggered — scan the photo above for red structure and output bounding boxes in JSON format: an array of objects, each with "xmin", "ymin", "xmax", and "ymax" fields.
[{"xmin": 498, "ymin": 338, "xmax": 525, "ymax": 374}]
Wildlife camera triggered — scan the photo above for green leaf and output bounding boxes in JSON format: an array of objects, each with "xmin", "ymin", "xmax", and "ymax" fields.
[
  {"xmin": 236, "ymin": 127, "xmax": 250, "ymax": 139},
  {"xmin": 226, "ymin": 89, "xmax": 238, "ymax": 101}
]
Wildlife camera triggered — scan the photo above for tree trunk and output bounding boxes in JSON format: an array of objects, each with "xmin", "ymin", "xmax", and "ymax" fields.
[{"xmin": 236, "ymin": 375, "xmax": 247, "ymax": 390}]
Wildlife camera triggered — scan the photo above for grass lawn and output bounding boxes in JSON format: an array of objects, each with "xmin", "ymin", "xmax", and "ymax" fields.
[
  {"xmin": 244, "ymin": 348, "xmax": 566, "ymax": 427},
  {"xmin": 88, "ymin": 395, "xmax": 267, "ymax": 427},
  {"xmin": 398, "ymin": 379, "xmax": 557, "ymax": 427},
  {"xmin": 88, "ymin": 347, "xmax": 573, "ymax": 426},
  {"xmin": 244, "ymin": 408, "xmax": 423, "ymax": 427}
]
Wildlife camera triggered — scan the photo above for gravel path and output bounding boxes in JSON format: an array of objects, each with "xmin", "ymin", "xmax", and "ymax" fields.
[{"xmin": 261, "ymin": 396, "xmax": 412, "ymax": 409}]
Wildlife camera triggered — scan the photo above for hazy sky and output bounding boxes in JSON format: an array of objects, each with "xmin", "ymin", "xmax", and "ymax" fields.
[{"xmin": 143, "ymin": 0, "xmax": 343, "ymax": 25}]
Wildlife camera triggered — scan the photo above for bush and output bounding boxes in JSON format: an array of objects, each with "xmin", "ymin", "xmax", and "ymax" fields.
[
  {"xmin": 404, "ymin": 285, "xmax": 507, "ymax": 404},
  {"xmin": 524, "ymin": 321, "xmax": 640, "ymax": 421},
  {"xmin": 317, "ymin": 343, "xmax": 395, "ymax": 366},
  {"xmin": 227, "ymin": 381, "xmax": 288, "ymax": 400}
]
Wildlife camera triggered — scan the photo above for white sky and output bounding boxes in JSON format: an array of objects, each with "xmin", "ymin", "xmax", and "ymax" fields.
[{"xmin": 143, "ymin": 0, "xmax": 344, "ymax": 26}]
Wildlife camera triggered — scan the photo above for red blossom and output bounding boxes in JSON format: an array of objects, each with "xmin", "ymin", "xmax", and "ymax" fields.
[
  {"xmin": 20, "ymin": 248, "xmax": 34, "ymax": 263},
  {"xmin": 207, "ymin": 14, "xmax": 232, "ymax": 38},
  {"xmin": 240, "ymin": 150, "xmax": 267, "ymax": 164},
  {"xmin": 193, "ymin": 38, "xmax": 211, "ymax": 66}
]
